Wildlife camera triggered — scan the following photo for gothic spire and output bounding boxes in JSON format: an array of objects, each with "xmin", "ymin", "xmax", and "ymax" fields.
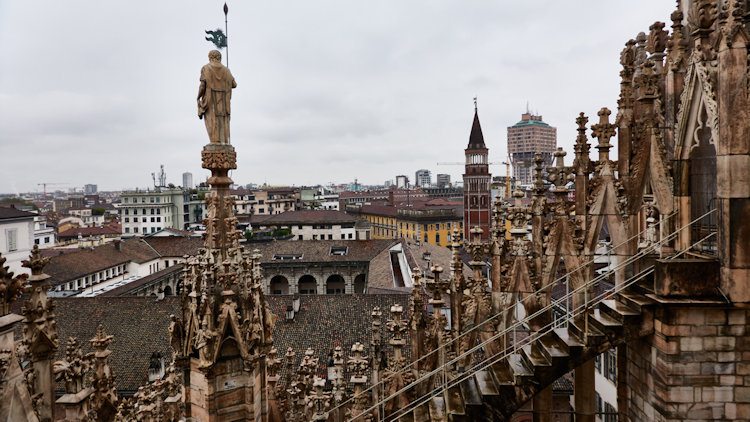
[{"xmin": 467, "ymin": 104, "xmax": 486, "ymax": 150}]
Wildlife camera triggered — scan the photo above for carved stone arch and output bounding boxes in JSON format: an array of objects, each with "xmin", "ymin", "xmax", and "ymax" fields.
[{"xmin": 674, "ymin": 62, "xmax": 719, "ymax": 161}]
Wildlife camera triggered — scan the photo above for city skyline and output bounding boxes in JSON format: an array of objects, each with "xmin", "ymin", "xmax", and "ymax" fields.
[{"xmin": 0, "ymin": 1, "xmax": 674, "ymax": 194}]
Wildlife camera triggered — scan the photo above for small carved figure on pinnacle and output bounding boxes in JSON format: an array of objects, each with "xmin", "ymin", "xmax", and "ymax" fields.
[{"xmin": 198, "ymin": 50, "xmax": 237, "ymax": 144}]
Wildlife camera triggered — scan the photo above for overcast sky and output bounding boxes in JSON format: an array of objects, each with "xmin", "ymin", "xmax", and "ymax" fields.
[{"xmin": 0, "ymin": 1, "xmax": 676, "ymax": 194}]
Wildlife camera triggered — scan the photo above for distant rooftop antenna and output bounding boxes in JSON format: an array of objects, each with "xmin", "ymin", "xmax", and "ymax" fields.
[
  {"xmin": 526, "ymin": 101, "xmax": 530, "ymax": 114},
  {"xmin": 474, "ymin": 96, "xmax": 478, "ymax": 111}
]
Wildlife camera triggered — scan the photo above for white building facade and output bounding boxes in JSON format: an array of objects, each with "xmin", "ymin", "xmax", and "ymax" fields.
[
  {"xmin": 118, "ymin": 188, "xmax": 206, "ymax": 236},
  {"xmin": 0, "ymin": 208, "xmax": 36, "ymax": 276}
]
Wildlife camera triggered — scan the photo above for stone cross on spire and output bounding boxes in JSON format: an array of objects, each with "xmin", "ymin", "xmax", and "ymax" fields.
[{"xmin": 591, "ymin": 107, "xmax": 616, "ymax": 162}]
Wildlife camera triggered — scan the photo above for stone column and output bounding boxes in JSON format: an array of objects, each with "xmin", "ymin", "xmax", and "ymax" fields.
[
  {"xmin": 716, "ymin": 11, "xmax": 750, "ymax": 302},
  {"xmin": 532, "ymin": 385, "xmax": 552, "ymax": 422},
  {"xmin": 575, "ymin": 359, "xmax": 596, "ymax": 422}
]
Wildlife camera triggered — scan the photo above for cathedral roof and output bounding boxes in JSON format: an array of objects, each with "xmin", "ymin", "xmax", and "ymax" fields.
[{"xmin": 467, "ymin": 108, "xmax": 487, "ymax": 150}]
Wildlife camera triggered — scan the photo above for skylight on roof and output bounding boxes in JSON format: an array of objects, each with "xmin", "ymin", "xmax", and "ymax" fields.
[
  {"xmin": 329, "ymin": 246, "xmax": 348, "ymax": 256},
  {"xmin": 273, "ymin": 254, "xmax": 303, "ymax": 260}
]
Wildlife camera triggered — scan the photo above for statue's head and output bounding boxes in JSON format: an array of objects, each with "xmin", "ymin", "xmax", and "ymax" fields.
[{"xmin": 208, "ymin": 50, "xmax": 222, "ymax": 63}]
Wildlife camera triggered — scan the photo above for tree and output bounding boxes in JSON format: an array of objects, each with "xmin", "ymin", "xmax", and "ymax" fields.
[{"xmin": 92, "ymin": 207, "xmax": 106, "ymax": 216}]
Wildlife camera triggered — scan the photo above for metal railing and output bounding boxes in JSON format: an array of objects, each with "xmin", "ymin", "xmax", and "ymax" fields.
[
  {"xmin": 326, "ymin": 210, "xmax": 678, "ymax": 418},
  {"xmin": 342, "ymin": 208, "xmax": 715, "ymax": 421}
]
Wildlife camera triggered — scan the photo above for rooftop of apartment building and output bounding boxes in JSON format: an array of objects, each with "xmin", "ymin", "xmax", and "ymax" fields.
[
  {"xmin": 254, "ymin": 209, "xmax": 356, "ymax": 226},
  {"xmin": 509, "ymin": 112, "xmax": 553, "ymax": 128}
]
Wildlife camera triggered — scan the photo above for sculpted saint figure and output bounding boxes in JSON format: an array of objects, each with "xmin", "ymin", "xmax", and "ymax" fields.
[{"xmin": 198, "ymin": 50, "xmax": 237, "ymax": 144}]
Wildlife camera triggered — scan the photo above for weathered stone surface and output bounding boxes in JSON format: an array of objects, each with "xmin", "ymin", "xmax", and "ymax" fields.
[{"xmin": 654, "ymin": 259, "xmax": 720, "ymax": 297}]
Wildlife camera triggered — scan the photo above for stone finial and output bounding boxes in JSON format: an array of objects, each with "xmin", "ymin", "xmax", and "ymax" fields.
[
  {"xmin": 591, "ymin": 108, "xmax": 616, "ymax": 162},
  {"xmin": 0, "ymin": 253, "xmax": 26, "ymax": 316},
  {"xmin": 718, "ymin": 0, "xmax": 748, "ymax": 47},
  {"xmin": 634, "ymin": 32, "xmax": 648, "ymax": 70},
  {"xmin": 573, "ymin": 113, "xmax": 592, "ymax": 175},
  {"xmin": 532, "ymin": 152, "xmax": 546, "ymax": 196},
  {"xmin": 22, "ymin": 245, "xmax": 49, "ymax": 277},
  {"xmin": 635, "ymin": 60, "xmax": 660, "ymax": 99},
  {"xmin": 646, "ymin": 21, "xmax": 669, "ymax": 55},
  {"xmin": 689, "ymin": 0, "xmax": 718, "ymax": 34},
  {"xmin": 267, "ymin": 347, "xmax": 281, "ymax": 378},
  {"xmin": 308, "ymin": 376, "xmax": 331, "ymax": 421},
  {"xmin": 618, "ymin": 40, "xmax": 637, "ymax": 110}
]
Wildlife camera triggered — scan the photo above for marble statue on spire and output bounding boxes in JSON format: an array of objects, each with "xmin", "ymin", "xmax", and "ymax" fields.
[{"xmin": 197, "ymin": 50, "xmax": 236, "ymax": 144}]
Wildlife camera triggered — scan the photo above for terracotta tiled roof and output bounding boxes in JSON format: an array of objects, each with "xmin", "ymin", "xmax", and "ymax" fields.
[
  {"xmin": 141, "ymin": 237, "xmax": 204, "ymax": 257},
  {"xmin": 50, "ymin": 293, "xmax": 410, "ymax": 393},
  {"xmin": 57, "ymin": 226, "xmax": 120, "ymax": 239},
  {"xmin": 145, "ymin": 228, "xmax": 194, "ymax": 237},
  {"xmin": 98, "ymin": 264, "xmax": 184, "ymax": 297},
  {"xmin": 265, "ymin": 294, "xmax": 410, "ymax": 379},
  {"xmin": 258, "ymin": 210, "xmax": 356, "ymax": 225},
  {"xmin": 353, "ymin": 204, "xmax": 398, "ymax": 217},
  {"xmin": 0, "ymin": 207, "xmax": 36, "ymax": 220},
  {"xmin": 45, "ymin": 239, "xmax": 159, "ymax": 286},
  {"xmin": 252, "ymin": 239, "xmax": 397, "ymax": 264},
  {"xmin": 52, "ymin": 296, "xmax": 180, "ymax": 393},
  {"xmin": 366, "ymin": 245, "xmax": 398, "ymax": 289}
]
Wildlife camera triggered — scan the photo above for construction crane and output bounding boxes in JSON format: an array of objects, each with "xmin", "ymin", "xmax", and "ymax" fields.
[{"xmin": 37, "ymin": 182, "xmax": 69, "ymax": 200}]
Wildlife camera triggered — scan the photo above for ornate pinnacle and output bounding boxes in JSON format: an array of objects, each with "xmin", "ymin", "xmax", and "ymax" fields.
[
  {"xmin": 0, "ymin": 253, "xmax": 26, "ymax": 316},
  {"xmin": 646, "ymin": 21, "xmax": 668, "ymax": 56},
  {"xmin": 591, "ymin": 108, "xmax": 616, "ymax": 162},
  {"xmin": 547, "ymin": 148, "xmax": 574, "ymax": 193},
  {"xmin": 575, "ymin": 113, "xmax": 589, "ymax": 151},
  {"xmin": 22, "ymin": 244, "xmax": 49, "ymax": 277},
  {"xmin": 532, "ymin": 152, "xmax": 546, "ymax": 197}
]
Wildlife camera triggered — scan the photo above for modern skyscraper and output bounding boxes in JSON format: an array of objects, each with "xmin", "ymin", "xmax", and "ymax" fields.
[
  {"xmin": 395, "ymin": 175, "xmax": 409, "ymax": 189},
  {"xmin": 84, "ymin": 184, "xmax": 97, "ymax": 195},
  {"xmin": 415, "ymin": 169, "xmax": 431, "ymax": 187},
  {"xmin": 507, "ymin": 112, "xmax": 557, "ymax": 185},
  {"xmin": 182, "ymin": 172, "xmax": 194, "ymax": 189},
  {"xmin": 463, "ymin": 104, "xmax": 491, "ymax": 240},
  {"xmin": 436, "ymin": 173, "xmax": 450, "ymax": 188}
]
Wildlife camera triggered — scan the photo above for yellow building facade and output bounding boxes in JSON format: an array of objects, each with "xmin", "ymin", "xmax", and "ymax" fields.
[{"xmin": 348, "ymin": 205, "xmax": 462, "ymax": 248}]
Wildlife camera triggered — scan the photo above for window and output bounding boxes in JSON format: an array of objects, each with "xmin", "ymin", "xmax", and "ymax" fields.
[
  {"xmin": 272, "ymin": 254, "xmax": 303, "ymax": 260},
  {"xmin": 605, "ymin": 349, "xmax": 617, "ymax": 382},
  {"xmin": 134, "ymin": 227, "xmax": 139, "ymax": 233},
  {"xmin": 151, "ymin": 227, "xmax": 156, "ymax": 233},
  {"xmin": 156, "ymin": 217, "xmax": 161, "ymax": 222},
  {"xmin": 328, "ymin": 234, "xmax": 333, "ymax": 240},
  {"xmin": 341, "ymin": 234, "xmax": 345, "ymax": 239},
  {"xmin": 125, "ymin": 209, "xmax": 129, "ymax": 215},
  {"xmin": 125, "ymin": 227, "xmax": 130, "ymax": 233},
  {"xmin": 35, "ymin": 239, "xmax": 39, "ymax": 245},
  {"xmin": 6, "ymin": 229, "xmax": 17, "ymax": 251},
  {"xmin": 604, "ymin": 402, "xmax": 616, "ymax": 422},
  {"xmin": 423, "ymin": 233, "xmax": 428, "ymax": 242},
  {"xmin": 329, "ymin": 247, "xmax": 348, "ymax": 256},
  {"xmin": 435, "ymin": 233, "xmax": 440, "ymax": 244},
  {"xmin": 124, "ymin": 218, "xmax": 129, "ymax": 223},
  {"xmin": 151, "ymin": 209, "xmax": 155, "ymax": 215},
  {"xmin": 151, "ymin": 217, "xmax": 155, "ymax": 222},
  {"xmin": 348, "ymin": 233, "xmax": 353, "ymax": 239},
  {"xmin": 133, "ymin": 209, "xmax": 138, "ymax": 215},
  {"xmin": 298, "ymin": 235, "xmax": 303, "ymax": 240}
]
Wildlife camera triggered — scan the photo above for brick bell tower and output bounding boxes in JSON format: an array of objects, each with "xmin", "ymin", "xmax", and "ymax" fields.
[{"xmin": 463, "ymin": 100, "xmax": 492, "ymax": 240}]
